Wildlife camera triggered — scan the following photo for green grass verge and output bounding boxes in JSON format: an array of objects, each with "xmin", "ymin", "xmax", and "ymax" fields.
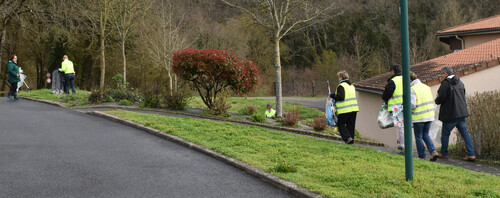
[
  {"xmin": 104, "ymin": 110, "xmax": 500, "ymax": 198},
  {"xmin": 18, "ymin": 89, "xmax": 91, "ymax": 107},
  {"xmin": 189, "ymin": 97, "xmax": 324, "ymax": 119}
]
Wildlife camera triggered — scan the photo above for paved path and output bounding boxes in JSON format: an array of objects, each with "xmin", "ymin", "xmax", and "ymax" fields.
[{"xmin": 0, "ymin": 98, "xmax": 292, "ymax": 197}]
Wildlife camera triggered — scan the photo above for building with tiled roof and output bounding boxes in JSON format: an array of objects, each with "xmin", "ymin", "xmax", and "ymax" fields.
[
  {"xmin": 352, "ymin": 15, "xmax": 500, "ymax": 148},
  {"xmin": 437, "ymin": 14, "xmax": 500, "ymax": 51}
]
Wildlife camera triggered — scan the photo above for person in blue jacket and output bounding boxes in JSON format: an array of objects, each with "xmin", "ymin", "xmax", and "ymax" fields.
[{"xmin": 6, "ymin": 54, "xmax": 21, "ymax": 100}]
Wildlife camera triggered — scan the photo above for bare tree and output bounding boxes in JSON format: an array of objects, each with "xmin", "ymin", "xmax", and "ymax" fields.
[
  {"xmin": 78, "ymin": 0, "xmax": 115, "ymax": 96},
  {"xmin": 142, "ymin": 0, "xmax": 187, "ymax": 96},
  {"xmin": 221, "ymin": 0, "xmax": 341, "ymax": 117},
  {"xmin": 112, "ymin": 0, "xmax": 151, "ymax": 87}
]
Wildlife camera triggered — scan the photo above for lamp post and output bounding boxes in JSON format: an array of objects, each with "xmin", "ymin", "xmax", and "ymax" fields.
[{"xmin": 399, "ymin": 0, "xmax": 413, "ymax": 181}]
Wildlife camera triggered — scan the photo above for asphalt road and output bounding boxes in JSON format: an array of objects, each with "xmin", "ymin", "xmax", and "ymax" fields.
[{"xmin": 0, "ymin": 98, "xmax": 292, "ymax": 198}]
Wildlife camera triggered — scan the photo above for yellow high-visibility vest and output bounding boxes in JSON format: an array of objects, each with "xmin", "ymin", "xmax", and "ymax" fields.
[
  {"xmin": 411, "ymin": 83, "xmax": 435, "ymax": 122},
  {"xmin": 61, "ymin": 60, "xmax": 75, "ymax": 74},
  {"xmin": 388, "ymin": 76, "xmax": 403, "ymax": 111},
  {"xmin": 335, "ymin": 82, "xmax": 359, "ymax": 114},
  {"xmin": 265, "ymin": 109, "xmax": 276, "ymax": 118}
]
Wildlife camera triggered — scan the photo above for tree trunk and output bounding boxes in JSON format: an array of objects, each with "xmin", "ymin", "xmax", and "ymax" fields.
[
  {"xmin": 0, "ymin": 28, "xmax": 7, "ymax": 96},
  {"xmin": 100, "ymin": 35, "xmax": 106, "ymax": 96},
  {"xmin": 168, "ymin": 70, "xmax": 173, "ymax": 96},
  {"xmin": 274, "ymin": 37, "xmax": 283, "ymax": 117},
  {"xmin": 122, "ymin": 39, "xmax": 127, "ymax": 87}
]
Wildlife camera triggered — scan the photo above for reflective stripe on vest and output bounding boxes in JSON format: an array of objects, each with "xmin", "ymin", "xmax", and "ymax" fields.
[
  {"xmin": 335, "ymin": 82, "xmax": 359, "ymax": 114},
  {"xmin": 411, "ymin": 83, "xmax": 435, "ymax": 122},
  {"xmin": 388, "ymin": 76, "xmax": 403, "ymax": 111}
]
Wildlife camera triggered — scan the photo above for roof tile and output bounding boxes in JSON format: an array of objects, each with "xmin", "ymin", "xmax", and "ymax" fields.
[
  {"xmin": 355, "ymin": 37, "xmax": 500, "ymax": 91},
  {"xmin": 438, "ymin": 14, "xmax": 500, "ymax": 34}
]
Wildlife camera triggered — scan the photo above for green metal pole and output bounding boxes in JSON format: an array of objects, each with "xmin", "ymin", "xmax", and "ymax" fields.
[{"xmin": 399, "ymin": 0, "xmax": 413, "ymax": 181}]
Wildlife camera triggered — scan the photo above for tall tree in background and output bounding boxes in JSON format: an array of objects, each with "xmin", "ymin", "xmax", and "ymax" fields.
[
  {"xmin": 221, "ymin": 0, "xmax": 340, "ymax": 117},
  {"xmin": 142, "ymin": 0, "xmax": 187, "ymax": 96},
  {"xmin": 79, "ymin": 0, "xmax": 115, "ymax": 96},
  {"xmin": 112, "ymin": 0, "xmax": 151, "ymax": 87}
]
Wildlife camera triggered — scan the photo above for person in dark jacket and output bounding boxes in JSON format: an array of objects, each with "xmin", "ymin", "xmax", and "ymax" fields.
[
  {"xmin": 6, "ymin": 54, "xmax": 21, "ymax": 100},
  {"xmin": 435, "ymin": 66, "xmax": 476, "ymax": 161},
  {"xmin": 330, "ymin": 71, "xmax": 359, "ymax": 144},
  {"xmin": 382, "ymin": 64, "xmax": 404, "ymax": 153}
]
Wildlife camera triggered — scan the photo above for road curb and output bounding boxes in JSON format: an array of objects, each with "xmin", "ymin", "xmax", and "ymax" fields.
[
  {"xmin": 19, "ymin": 96, "xmax": 66, "ymax": 108},
  {"xmin": 88, "ymin": 111, "xmax": 323, "ymax": 198}
]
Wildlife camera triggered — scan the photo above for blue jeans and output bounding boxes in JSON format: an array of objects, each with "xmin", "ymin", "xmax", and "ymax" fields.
[
  {"xmin": 440, "ymin": 117, "xmax": 475, "ymax": 156},
  {"xmin": 64, "ymin": 74, "xmax": 76, "ymax": 94},
  {"xmin": 413, "ymin": 121, "xmax": 436, "ymax": 158}
]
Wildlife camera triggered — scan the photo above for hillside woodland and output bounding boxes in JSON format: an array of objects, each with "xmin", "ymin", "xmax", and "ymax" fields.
[{"xmin": 1, "ymin": 0, "xmax": 498, "ymax": 96}]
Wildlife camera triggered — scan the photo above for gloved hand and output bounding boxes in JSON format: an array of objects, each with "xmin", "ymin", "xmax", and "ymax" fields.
[{"xmin": 329, "ymin": 93, "xmax": 336, "ymax": 99}]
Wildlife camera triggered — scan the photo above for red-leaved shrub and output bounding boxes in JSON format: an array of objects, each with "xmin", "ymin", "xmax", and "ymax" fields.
[
  {"xmin": 284, "ymin": 111, "xmax": 300, "ymax": 126},
  {"xmin": 172, "ymin": 49, "xmax": 259, "ymax": 111},
  {"xmin": 313, "ymin": 117, "xmax": 327, "ymax": 131}
]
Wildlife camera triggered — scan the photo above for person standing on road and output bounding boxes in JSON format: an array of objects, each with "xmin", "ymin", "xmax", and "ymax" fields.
[
  {"xmin": 6, "ymin": 54, "xmax": 21, "ymax": 101},
  {"xmin": 382, "ymin": 64, "xmax": 404, "ymax": 153},
  {"xmin": 60, "ymin": 55, "xmax": 76, "ymax": 94},
  {"xmin": 331, "ymin": 71, "xmax": 358, "ymax": 144},
  {"xmin": 410, "ymin": 72, "xmax": 439, "ymax": 161},
  {"xmin": 435, "ymin": 66, "xmax": 476, "ymax": 161}
]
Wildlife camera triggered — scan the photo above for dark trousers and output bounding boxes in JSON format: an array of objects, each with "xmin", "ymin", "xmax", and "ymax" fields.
[
  {"xmin": 337, "ymin": 112, "xmax": 357, "ymax": 142},
  {"xmin": 64, "ymin": 74, "xmax": 76, "ymax": 94},
  {"xmin": 8, "ymin": 82, "xmax": 18, "ymax": 98}
]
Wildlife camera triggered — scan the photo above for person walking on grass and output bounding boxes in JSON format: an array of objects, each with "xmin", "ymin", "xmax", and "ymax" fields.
[
  {"xmin": 60, "ymin": 55, "xmax": 76, "ymax": 94},
  {"xmin": 382, "ymin": 64, "xmax": 404, "ymax": 153},
  {"xmin": 435, "ymin": 66, "xmax": 476, "ymax": 161},
  {"xmin": 6, "ymin": 54, "xmax": 21, "ymax": 101},
  {"xmin": 330, "ymin": 71, "xmax": 358, "ymax": 144},
  {"xmin": 410, "ymin": 72, "xmax": 439, "ymax": 161}
]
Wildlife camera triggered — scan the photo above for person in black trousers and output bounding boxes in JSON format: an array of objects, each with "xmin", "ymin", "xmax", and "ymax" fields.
[{"xmin": 330, "ymin": 71, "xmax": 359, "ymax": 144}]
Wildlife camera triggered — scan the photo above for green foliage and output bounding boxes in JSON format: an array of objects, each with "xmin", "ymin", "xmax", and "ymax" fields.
[
  {"xmin": 164, "ymin": 91, "xmax": 192, "ymax": 110},
  {"xmin": 105, "ymin": 87, "xmax": 142, "ymax": 103},
  {"xmin": 106, "ymin": 110, "xmax": 500, "ymax": 197},
  {"xmin": 190, "ymin": 97, "xmax": 323, "ymax": 119},
  {"xmin": 209, "ymin": 89, "xmax": 232, "ymax": 116},
  {"xmin": 270, "ymin": 158, "xmax": 297, "ymax": 173},
  {"xmin": 249, "ymin": 114, "xmax": 265, "ymax": 123},
  {"xmin": 112, "ymin": 73, "xmax": 124, "ymax": 84},
  {"xmin": 467, "ymin": 188, "xmax": 500, "ymax": 198},
  {"xmin": 141, "ymin": 85, "xmax": 162, "ymax": 108},
  {"xmin": 118, "ymin": 99, "xmax": 133, "ymax": 106},
  {"xmin": 102, "ymin": 95, "xmax": 115, "ymax": 103},
  {"xmin": 239, "ymin": 103, "xmax": 258, "ymax": 115}
]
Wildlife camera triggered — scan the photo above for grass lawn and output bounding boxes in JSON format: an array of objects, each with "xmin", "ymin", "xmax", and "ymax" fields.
[
  {"xmin": 18, "ymin": 89, "xmax": 91, "ymax": 106},
  {"xmin": 105, "ymin": 110, "xmax": 500, "ymax": 198},
  {"xmin": 189, "ymin": 97, "xmax": 324, "ymax": 119}
]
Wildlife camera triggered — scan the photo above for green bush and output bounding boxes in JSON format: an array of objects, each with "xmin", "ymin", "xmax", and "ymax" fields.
[
  {"xmin": 118, "ymin": 99, "xmax": 133, "ymax": 106},
  {"xmin": 249, "ymin": 114, "xmax": 265, "ymax": 123},
  {"xmin": 164, "ymin": 91, "xmax": 192, "ymax": 110},
  {"xmin": 209, "ymin": 88, "xmax": 231, "ymax": 115},
  {"xmin": 106, "ymin": 87, "xmax": 142, "ymax": 103},
  {"xmin": 142, "ymin": 85, "xmax": 162, "ymax": 108},
  {"xmin": 102, "ymin": 95, "xmax": 115, "ymax": 103},
  {"xmin": 451, "ymin": 91, "xmax": 500, "ymax": 160}
]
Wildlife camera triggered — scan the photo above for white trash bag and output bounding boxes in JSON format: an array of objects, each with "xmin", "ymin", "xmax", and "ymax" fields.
[{"xmin": 378, "ymin": 103, "xmax": 393, "ymax": 129}]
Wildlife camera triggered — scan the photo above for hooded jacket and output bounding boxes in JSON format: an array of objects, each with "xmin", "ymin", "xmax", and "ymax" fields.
[{"xmin": 434, "ymin": 75, "xmax": 469, "ymax": 122}]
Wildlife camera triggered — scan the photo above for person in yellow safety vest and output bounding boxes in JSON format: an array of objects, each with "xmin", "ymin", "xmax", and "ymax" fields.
[
  {"xmin": 410, "ymin": 72, "xmax": 439, "ymax": 161},
  {"xmin": 265, "ymin": 104, "xmax": 276, "ymax": 118},
  {"xmin": 59, "ymin": 55, "xmax": 76, "ymax": 94},
  {"xmin": 382, "ymin": 64, "xmax": 405, "ymax": 153},
  {"xmin": 330, "ymin": 71, "xmax": 359, "ymax": 144}
]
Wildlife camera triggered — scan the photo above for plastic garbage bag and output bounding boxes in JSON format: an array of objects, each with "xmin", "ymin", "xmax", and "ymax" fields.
[
  {"xmin": 378, "ymin": 103, "xmax": 394, "ymax": 129},
  {"xmin": 326, "ymin": 97, "xmax": 337, "ymax": 126},
  {"xmin": 429, "ymin": 105, "xmax": 442, "ymax": 143}
]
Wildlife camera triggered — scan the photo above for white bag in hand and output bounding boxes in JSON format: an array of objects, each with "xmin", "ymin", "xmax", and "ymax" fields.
[
  {"xmin": 378, "ymin": 103, "xmax": 394, "ymax": 129},
  {"xmin": 429, "ymin": 105, "xmax": 442, "ymax": 143}
]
